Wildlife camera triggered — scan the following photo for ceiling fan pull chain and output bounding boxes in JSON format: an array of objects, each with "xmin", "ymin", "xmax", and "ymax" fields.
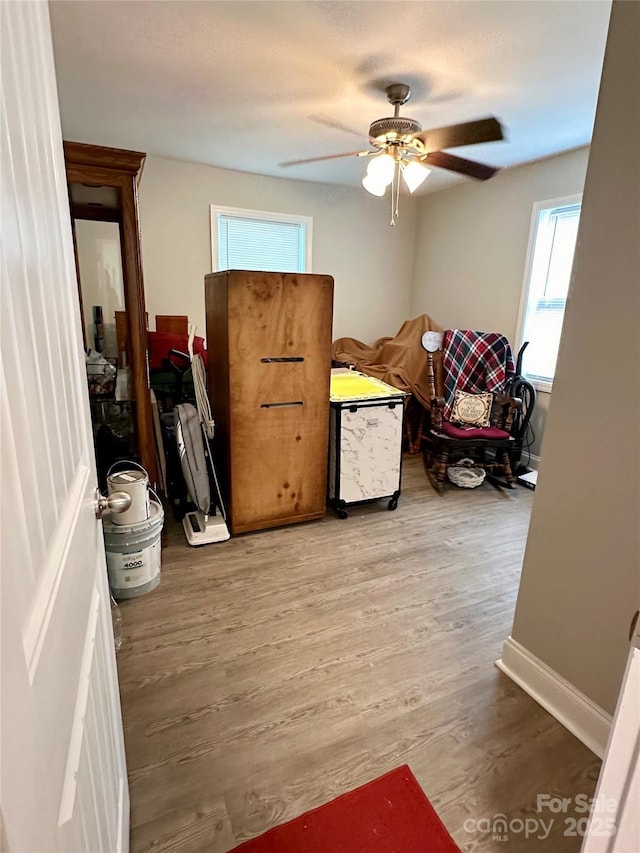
[
  {"xmin": 390, "ymin": 160, "xmax": 400, "ymax": 226},
  {"xmin": 390, "ymin": 166, "xmax": 396, "ymax": 226}
]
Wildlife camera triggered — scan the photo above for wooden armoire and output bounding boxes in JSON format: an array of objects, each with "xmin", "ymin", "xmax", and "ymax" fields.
[
  {"xmin": 64, "ymin": 141, "xmax": 157, "ymax": 486},
  {"xmin": 205, "ymin": 270, "xmax": 334, "ymax": 534}
]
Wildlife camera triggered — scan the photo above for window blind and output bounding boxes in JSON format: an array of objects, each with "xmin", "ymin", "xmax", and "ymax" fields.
[
  {"xmin": 522, "ymin": 203, "xmax": 581, "ymax": 386},
  {"xmin": 217, "ymin": 214, "xmax": 306, "ymax": 273}
]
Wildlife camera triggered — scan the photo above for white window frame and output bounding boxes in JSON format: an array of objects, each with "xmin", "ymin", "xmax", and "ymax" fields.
[
  {"xmin": 209, "ymin": 204, "xmax": 313, "ymax": 273},
  {"xmin": 515, "ymin": 193, "xmax": 582, "ymax": 394}
]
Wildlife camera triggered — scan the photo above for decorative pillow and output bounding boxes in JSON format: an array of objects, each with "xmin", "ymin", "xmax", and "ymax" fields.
[{"xmin": 450, "ymin": 390, "xmax": 493, "ymax": 428}]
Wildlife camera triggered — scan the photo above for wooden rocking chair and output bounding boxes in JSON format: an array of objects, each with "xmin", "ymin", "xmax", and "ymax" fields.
[{"xmin": 423, "ymin": 337, "xmax": 522, "ymax": 491}]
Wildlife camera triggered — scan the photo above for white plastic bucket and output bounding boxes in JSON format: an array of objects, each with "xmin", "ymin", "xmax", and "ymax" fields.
[
  {"xmin": 103, "ymin": 500, "xmax": 164, "ymax": 599},
  {"xmin": 107, "ymin": 461, "xmax": 150, "ymax": 526}
]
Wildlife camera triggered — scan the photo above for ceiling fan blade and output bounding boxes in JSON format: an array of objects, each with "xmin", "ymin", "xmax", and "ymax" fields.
[
  {"xmin": 308, "ymin": 114, "xmax": 364, "ymax": 139},
  {"xmin": 279, "ymin": 150, "xmax": 370, "ymax": 168},
  {"xmin": 414, "ymin": 117, "xmax": 504, "ymax": 152},
  {"xmin": 424, "ymin": 150, "xmax": 499, "ymax": 181}
]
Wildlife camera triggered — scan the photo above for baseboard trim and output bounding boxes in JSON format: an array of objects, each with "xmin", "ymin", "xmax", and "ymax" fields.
[
  {"xmin": 496, "ymin": 637, "xmax": 611, "ymax": 759},
  {"xmin": 527, "ymin": 453, "xmax": 541, "ymax": 471}
]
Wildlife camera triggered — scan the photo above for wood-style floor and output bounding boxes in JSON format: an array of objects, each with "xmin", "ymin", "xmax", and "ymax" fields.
[{"xmin": 117, "ymin": 454, "xmax": 601, "ymax": 852}]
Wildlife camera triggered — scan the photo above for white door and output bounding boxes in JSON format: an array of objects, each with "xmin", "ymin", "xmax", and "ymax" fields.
[
  {"xmin": 0, "ymin": 2, "xmax": 129, "ymax": 851},
  {"xmin": 581, "ymin": 622, "xmax": 640, "ymax": 853}
]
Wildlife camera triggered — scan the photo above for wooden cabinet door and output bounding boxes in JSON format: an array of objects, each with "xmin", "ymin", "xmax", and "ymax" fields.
[{"xmin": 227, "ymin": 272, "xmax": 333, "ymax": 533}]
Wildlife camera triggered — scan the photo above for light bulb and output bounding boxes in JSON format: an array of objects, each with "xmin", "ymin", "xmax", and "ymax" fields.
[
  {"xmin": 366, "ymin": 153, "xmax": 395, "ymax": 187},
  {"xmin": 401, "ymin": 159, "xmax": 431, "ymax": 193},
  {"xmin": 362, "ymin": 174, "xmax": 386, "ymax": 196}
]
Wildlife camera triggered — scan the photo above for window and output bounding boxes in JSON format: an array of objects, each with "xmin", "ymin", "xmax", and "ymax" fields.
[
  {"xmin": 517, "ymin": 194, "xmax": 582, "ymax": 391},
  {"xmin": 210, "ymin": 205, "xmax": 312, "ymax": 273}
]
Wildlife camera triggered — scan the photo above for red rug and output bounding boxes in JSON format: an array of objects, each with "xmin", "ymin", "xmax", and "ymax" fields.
[{"xmin": 232, "ymin": 765, "xmax": 460, "ymax": 852}]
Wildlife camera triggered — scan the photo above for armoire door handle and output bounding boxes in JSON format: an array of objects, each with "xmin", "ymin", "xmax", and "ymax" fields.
[
  {"xmin": 260, "ymin": 401, "xmax": 304, "ymax": 409},
  {"xmin": 260, "ymin": 357, "xmax": 305, "ymax": 363}
]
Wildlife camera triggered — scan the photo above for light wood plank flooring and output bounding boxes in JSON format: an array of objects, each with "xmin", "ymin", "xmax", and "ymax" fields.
[{"xmin": 117, "ymin": 454, "xmax": 600, "ymax": 852}]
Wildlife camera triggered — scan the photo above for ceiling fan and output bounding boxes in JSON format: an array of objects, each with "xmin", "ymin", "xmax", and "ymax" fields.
[{"xmin": 281, "ymin": 83, "xmax": 505, "ymax": 225}]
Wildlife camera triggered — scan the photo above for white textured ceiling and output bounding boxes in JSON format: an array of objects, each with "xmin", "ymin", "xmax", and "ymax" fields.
[{"xmin": 49, "ymin": 0, "xmax": 611, "ymax": 194}]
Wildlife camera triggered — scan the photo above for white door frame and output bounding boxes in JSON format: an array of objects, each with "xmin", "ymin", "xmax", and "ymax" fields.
[{"xmin": 581, "ymin": 621, "xmax": 640, "ymax": 852}]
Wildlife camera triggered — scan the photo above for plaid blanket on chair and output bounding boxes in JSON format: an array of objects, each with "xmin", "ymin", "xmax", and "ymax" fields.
[{"xmin": 442, "ymin": 329, "xmax": 515, "ymax": 420}]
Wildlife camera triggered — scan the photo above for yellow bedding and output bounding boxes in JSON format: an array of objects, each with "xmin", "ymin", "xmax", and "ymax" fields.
[{"xmin": 330, "ymin": 372, "xmax": 405, "ymax": 401}]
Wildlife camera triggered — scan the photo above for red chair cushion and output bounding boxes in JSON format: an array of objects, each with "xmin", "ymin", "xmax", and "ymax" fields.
[
  {"xmin": 147, "ymin": 331, "xmax": 207, "ymax": 370},
  {"xmin": 440, "ymin": 420, "xmax": 510, "ymax": 440}
]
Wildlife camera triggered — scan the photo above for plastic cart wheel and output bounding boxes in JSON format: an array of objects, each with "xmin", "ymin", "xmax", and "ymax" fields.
[
  {"xmin": 337, "ymin": 508, "xmax": 349, "ymax": 519},
  {"xmin": 388, "ymin": 497, "xmax": 399, "ymax": 511}
]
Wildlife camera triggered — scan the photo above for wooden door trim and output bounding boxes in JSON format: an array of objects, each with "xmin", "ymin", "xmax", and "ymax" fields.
[
  {"xmin": 120, "ymin": 176, "xmax": 156, "ymax": 480},
  {"xmin": 69, "ymin": 217, "xmax": 87, "ymax": 351},
  {"xmin": 71, "ymin": 203, "xmax": 122, "ymax": 223}
]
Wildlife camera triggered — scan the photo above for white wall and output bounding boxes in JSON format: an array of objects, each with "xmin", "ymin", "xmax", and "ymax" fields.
[
  {"xmin": 510, "ymin": 0, "xmax": 639, "ymax": 716},
  {"xmin": 410, "ymin": 148, "xmax": 590, "ymax": 457},
  {"xmin": 410, "ymin": 147, "xmax": 589, "ymax": 341},
  {"xmin": 138, "ymin": 156, "xmax": 417, "ymax": 343}
]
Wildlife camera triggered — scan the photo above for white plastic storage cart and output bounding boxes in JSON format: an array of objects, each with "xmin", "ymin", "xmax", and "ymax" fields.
[{"xmin": 328, "ymin": 371, "xmax": 408, "ymax": 518}]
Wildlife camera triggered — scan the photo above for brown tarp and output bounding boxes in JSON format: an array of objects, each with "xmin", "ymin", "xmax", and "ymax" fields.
[{"xmin": 332, "ymin": 314, "xmax": 444, "ymax": 409}]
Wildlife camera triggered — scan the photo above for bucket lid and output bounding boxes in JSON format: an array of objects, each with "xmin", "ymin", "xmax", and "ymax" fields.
[
  {"xmin": 102, "ymin": 499, "xmax": 164, "ymax": 535},
  {"xmin": 108, "ymin": 470, "xmax": 147, "ymax": 485}
]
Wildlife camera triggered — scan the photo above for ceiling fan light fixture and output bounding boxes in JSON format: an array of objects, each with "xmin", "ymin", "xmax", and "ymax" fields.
[
  {"xmin": 366, "ymin": 153, "xmax": 395, "ymax": 187},
  {"xmin": 362, "ymin": 173, "xmax": 386, "ymax": 196},
  {"xmin": 282, "ymin": 83, "xmax": 504, "ymax": 228},
  {"xmin": 401, "ymin": 159, "xmax": 431, "ymax": 193}
]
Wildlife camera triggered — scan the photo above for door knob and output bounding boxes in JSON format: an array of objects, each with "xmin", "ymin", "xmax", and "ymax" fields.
[{"xmin": 95, "ymin": 488, "xmax": 132, "ymax": 520}]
